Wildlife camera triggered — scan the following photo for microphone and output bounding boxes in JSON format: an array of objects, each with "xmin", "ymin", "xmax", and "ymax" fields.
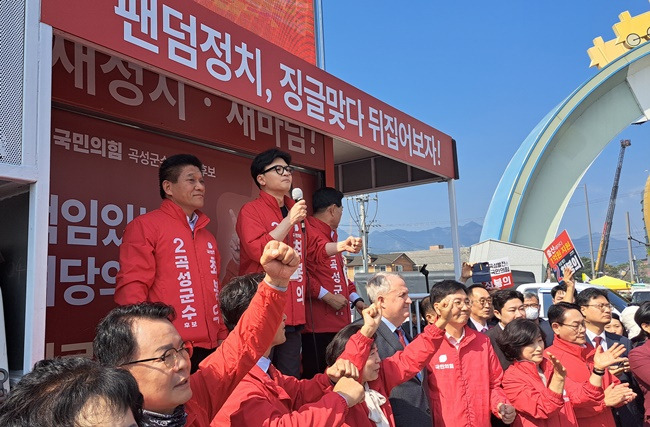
[{"xmin": 291, "ymin": 188, "xmax": 306, "ymax": 233}]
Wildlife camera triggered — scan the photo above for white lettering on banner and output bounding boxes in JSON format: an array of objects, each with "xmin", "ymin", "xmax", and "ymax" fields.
[
  {"xmin": 49, "ymin": 195, "xmax": 147, "ymax": 247},
  {"xmin": 53, "ymin": 127, "xmax": 123, "ymax": 161},
  {"xmin": 115, "ymin": 0, "xmax": 159, "ymax": 53},
  {"xmin": 368, "ymin": 107, "xmax": 441, "ymax": 166},
  {"xmin": 226, "ymin": 101, "xmax": 318, "ymax": 155},
  {"xmin": 101, "ymin": 57, "xmax": 144, "ymax": 106},
  {"xmin": 52, "ymin": 38, "xmax": 97, "ymax": 95},
  {"xmin": 200, "ymin": 23, "xmax": 232, "ymax": 81},
  {"xmin": 45, "ymin": 342, "xmax": 93, "ymax": 359},
  {"xmin": 47, "ymin": 195, "xmax": 152, "ymax": 307},
  {"xmin": 150, "ymin": 74, "xmax": 186, "ymax": 120},
  {"xmin": 162, "ymin": 4, "xmax": 197, "ymax": 69},
  {"xmin": 115, "ymin": 2, "xmax": 271, "ymax": 101},
  {"xmin": 106, "ymin": 4, "xmax": 451, "ymax": 171},
  {"xmin": 279, "ymin": 63, "xmax": 365, "ymax": 138},
  {"xmin": 46, "ymin": 255, "xmax": 120, "ymax": 307},
  {"xmin": 53, "ymin": 36, "xmax": 187, "ymax": 120}
]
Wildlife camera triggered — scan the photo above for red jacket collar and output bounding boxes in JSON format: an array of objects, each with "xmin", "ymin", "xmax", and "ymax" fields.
[
  {"xmin": 308, "ymin": 216, "xmax": 336, "ymax": 241},
  {"xmin": 258, "ymin": 190, "xmax": 294, "ymax": 213},
  {"xmin": 549, "ymin": 336, "xmax": 593, "ymax": 361},
  {"xmin": 247, "ymin": 364, "xmax": 292, "ymax": 402},
  {"xmin": 444, "ymin": 325, "xmax": 477, "ymax": 349},
  {"xmin": 160, "ymin": 199, "xmax": 209, "ymax": 230},
  {"xmin": 512, "ymin": 357, "xmax": 553, "ymax": 378}
]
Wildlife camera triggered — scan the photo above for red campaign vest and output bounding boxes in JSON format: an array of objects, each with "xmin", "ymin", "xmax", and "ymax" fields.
[
  {"xmin": 115, "ymin": 199, "xmax": 227, "ymax": 349},
  {"xmin": 237, "ymin": 191, "xmax": 309, "ymax": 326},
  {"xmin": 304, "ymin": 216, "xmax": 357, "ymax": 333},
  {"xmin": 503, "ymin": 357, "xmax": 604, "ymax": 427},
  {"xmin": 426, "ymin": 326, "xmax": 509, "ymax": 427},
  {"xmin": 544, "ymin": 337, "xmax": 617, "ymax": 427}
]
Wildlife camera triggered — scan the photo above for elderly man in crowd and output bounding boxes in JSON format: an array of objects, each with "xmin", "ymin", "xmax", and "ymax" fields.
[{"xmin": 95, "ymin": 241, "xmax": 298, "ymax": 427}]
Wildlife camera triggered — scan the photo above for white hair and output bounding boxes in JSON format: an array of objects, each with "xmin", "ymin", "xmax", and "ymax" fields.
[{"xmin": 365, "ymin": 272, "xmax": 401, "ymax": 303}]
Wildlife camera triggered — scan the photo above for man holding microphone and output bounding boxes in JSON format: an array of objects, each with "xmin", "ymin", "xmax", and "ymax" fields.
[{"xmin": 236, "ymin": 148, "xmax": 361, "ymax": 378}]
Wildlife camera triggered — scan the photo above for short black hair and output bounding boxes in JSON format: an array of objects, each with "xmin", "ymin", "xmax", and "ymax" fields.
[
  {"xmin": 312, "ymin": 187, "xmax": 344, "ymax": 213},
  {"xmin": 635, "ymin": 301, "xmax": 650, "ymax": 342},
  {"xmin": 325, "ymin": 324, "xmax": 368, "ymax": 366},
  {"xmin": 420, "ymin": 296, "xmax": 434, "ymax": 322},
  {"xmin": 491, "ymin": 289, "xmax": 524, "ymax": 313},
  {"xmin": 429, "ymin": 280, "xmax": 467, "ymax": 305},
  {"xmin": 94, "ymin": 302, "xmax": 175, "ymax": 367},
  {"xmin": 0, "ymin": 357, "xmax": 142, "ymax": 426},
  {"xmin": 550, "ymin": 283, "xmax": 566, "ymax": 299},
  {"xmin": 497, "ymin": 319, "xmax": 543, "ymax": 361},
  {"xmin": 250, "ymin": 149, "xmax": 291, "ymax": 188},
  {"xmin": 220, "ymin": 273, "xmax": 265, "ymax": 331},
  {"xmin": 466, "ymin": 284, "xmax": 488, "ymax": 299},
  {"xmin": 576, "ymin": 287, "xmax": 609, "ymax": 307},
  {"xmin": 159, "ymin": 154, "xmax": 203, "ymax": 199},
  {"xmin": 547, "ymin": 302, "xmax": 581, "ymax": 326}
]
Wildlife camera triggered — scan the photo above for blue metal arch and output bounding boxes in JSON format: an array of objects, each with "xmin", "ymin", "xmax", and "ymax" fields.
[{"xmin": 481, "ymin": 43, "xmax": 650, "ymax": 248}]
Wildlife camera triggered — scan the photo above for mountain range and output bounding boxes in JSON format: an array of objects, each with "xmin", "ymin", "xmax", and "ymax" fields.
[{"xmin": 346, "ymin": 222, "xmax": 647, "ymax": 265}]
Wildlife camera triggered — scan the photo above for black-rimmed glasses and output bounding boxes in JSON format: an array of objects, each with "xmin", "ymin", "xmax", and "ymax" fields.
[
  {"xmin": 584, "ymin": 303, "xmax": 613, "ymax": 311},
  {"xmin": 472, "ymin": 297, "xmax": 492, "ymax": 306},
  {"xmin": 261, "ymin": 165, "xmax": 294, "ymax": 175},
  {"xmin": 120, "ymin": 340, "xmax": 194, "ymax": 369},
  {"xmin": 559, "ymin": 322, "xmax": 586, "ymax": 332}
]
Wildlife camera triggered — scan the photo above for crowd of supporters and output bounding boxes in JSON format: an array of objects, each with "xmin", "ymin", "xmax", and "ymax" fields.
[{"xmin": 2, "ymin": 150, "xmax": 650, "ymax": 427}]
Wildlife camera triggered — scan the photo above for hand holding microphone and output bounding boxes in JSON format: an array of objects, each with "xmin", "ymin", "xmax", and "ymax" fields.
[{"xmin": 290, "ymin": 188, "xmax": 308, "ymax": 232}]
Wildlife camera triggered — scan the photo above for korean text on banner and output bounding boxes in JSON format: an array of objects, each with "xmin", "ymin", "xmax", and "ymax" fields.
[
  {"xmin": 487, "ymin": 258, "xmax": 514, "ymax": 290},
  {"xmin": 40, "ymin": 0, "xmax": 456, "ymax": 179},
  {"xmin": 544, "ymin": 230, "xmax": 584, "ymax": 282}
]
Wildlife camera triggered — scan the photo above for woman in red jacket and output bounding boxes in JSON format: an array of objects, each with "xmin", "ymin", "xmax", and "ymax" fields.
[
  {"xmin": 499, "ymin": 319, "xmax": 626, "ymax": 427},
  {"xmin": 629, "ymin": 301, "xmax": 650, "ymax": 425},
  {"xmin": 325, "ymin": 300, "xmax": 453, "ymax": 427}
]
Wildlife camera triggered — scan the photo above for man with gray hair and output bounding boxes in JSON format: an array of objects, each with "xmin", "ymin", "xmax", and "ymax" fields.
[{"xmin": 363, "ymin": 272, "xmax": 432, "ymax": 426}]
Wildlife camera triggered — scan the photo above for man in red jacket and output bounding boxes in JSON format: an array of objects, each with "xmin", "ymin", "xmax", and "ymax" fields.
[
  {"xmin": 236, "ymin": 148, "xmax": 361, "ymax": 378},
  {"xmin": 115, "ymin": 154, "xmax": 226, "ymax": 372},
  {"xmin": 213, "ymin": 271, "xmax": 365, "ymax": 426},
  {"xmin": 426, "ymin": 279, "xmax": 516, "ymax": 427},
  {"xmin": 302, "ymin": 187, "xmax": 367, "ymax": 379},
  {"xmin": 95, "ymin": 240, "xmax": 298, "ymax": 427},
  {"xmin": 545, "ymin": 302, "xmax": 636, "ymax": 427}
]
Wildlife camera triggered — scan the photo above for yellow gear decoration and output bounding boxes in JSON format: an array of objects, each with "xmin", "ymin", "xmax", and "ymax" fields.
[{"xmin": 588, "ymin": 10, "xmax": 650, "ymax": 69}]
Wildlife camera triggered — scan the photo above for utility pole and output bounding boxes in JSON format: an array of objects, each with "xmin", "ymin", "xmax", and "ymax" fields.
[
  {"xmin": 627, "ymin": 211, "xmax": 637, "ymax": 282},
  {"xmin": 348, "ymin": 194, "xmax": 377, "ymax": 273},
  {"xmin": 584, "ymin": 184, "xmax": 595, "ymax": 277},
  {"xmin": 357, "ymin": 194, "xmax": 369, "ymax": 273}
]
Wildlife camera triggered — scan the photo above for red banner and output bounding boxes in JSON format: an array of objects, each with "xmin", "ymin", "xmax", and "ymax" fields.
[
  {"xmin": 196, "ymin": 0, "xmax": 316, "ymax": 64},
  {"xmin": 47, "ymin": 108, "xmax": 318, "ymax": 358},
  {"xmin": 52, "ymin": 36, "xmax": 326, "ymax": 170},
  {"xmin": 41, "ymin": 0, "xmax": 456, "ymax": 178},
  {"xmin": 544, "ymin": 230, "xmax": 583, "ymax": 281}
]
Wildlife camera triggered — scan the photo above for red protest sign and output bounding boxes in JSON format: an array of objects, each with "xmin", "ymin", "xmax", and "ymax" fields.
[{"xmin": 544, "ymin": 230, "xmax": 583, "ymax": 281}]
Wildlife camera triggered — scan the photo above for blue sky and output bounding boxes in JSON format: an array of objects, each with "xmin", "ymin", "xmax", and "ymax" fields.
[{"xmin": 322, "ymin": 1, "xmax": 650, "ymax": 257}]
